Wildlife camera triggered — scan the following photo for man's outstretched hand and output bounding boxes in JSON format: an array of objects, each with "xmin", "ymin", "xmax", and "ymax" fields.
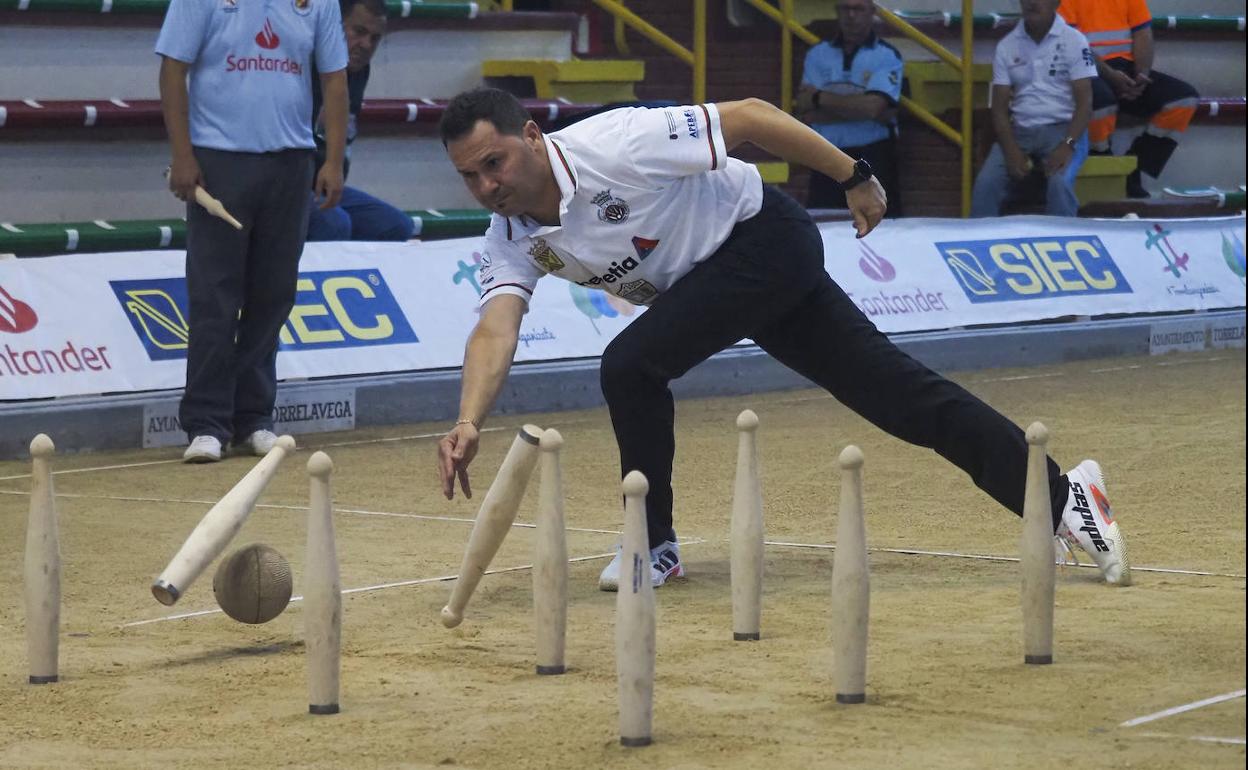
[
  {"xmin": 437, "ymin": 423, "xmax": 479, "ymax": 500},
  {"xmin": 846, "ymin": 176, "xmax": 887, "ymax": 239}
]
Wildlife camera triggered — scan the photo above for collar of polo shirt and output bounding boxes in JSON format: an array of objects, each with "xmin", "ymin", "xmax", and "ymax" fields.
[
  {"xmin": 1016, "ymin": 12, "xmax": 1069, "ymax": 41},
  {"xmin": 830, "ymin": 29, "xmax": 880, "ymax": 49},
  {"xmin": 505, "ymin": 134, "xmax": 579, "ymax": 241}
]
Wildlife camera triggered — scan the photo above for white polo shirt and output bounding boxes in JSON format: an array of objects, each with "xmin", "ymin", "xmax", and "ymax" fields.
[
  {"xmin": 477, "ymin": 104, "xmax": 764, "ymax": 308},
  {"xmin": 992, "ymin": 15, "xmax": 1096, "ymax": 129}
]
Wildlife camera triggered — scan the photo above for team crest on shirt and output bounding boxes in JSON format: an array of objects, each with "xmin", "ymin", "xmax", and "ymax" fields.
[
  {"xmin": 528, "ymin": 238, "xmax": 565, "ymax": 273},
  {"xmin": 618, "ymin": 279, "xmax": 658, "ymax": 305},
  {"xmin": 592, "ymin": 190, "xmax": 630, "ymax": 224},
  {"xmin": 292, "ymin": 0, "xmax": 312, "ymax": 15}
]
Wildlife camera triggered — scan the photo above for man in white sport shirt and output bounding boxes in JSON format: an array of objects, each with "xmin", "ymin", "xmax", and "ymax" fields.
[
  {"xmin": 158, "ymin": 0, "xmax": 348, "ymax": 463},
  {"xmin": 434, "ymin": 88, "xmax": 1130, "ymax": 591}
]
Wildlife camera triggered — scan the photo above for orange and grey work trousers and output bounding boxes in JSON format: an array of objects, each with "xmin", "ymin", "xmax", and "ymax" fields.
[{"xmin": 1089, "ymin": 57, "xmax": 1198, "ymax": 178}]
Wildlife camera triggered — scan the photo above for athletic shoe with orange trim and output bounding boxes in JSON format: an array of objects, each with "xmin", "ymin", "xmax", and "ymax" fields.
[{"xmin": 1056, "ymin": 460, "xmax": 1132, "ymax": 585}]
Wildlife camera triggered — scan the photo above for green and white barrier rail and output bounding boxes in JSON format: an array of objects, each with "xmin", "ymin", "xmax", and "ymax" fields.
[{"xmin": 0, "ymin": 209, "xmax": 492, "ymax": 257}]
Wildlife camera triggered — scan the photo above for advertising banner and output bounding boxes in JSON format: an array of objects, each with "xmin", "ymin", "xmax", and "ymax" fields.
[{"xmin": 1, "ymin": 214, "xmax": 1243, "ymax": 401}]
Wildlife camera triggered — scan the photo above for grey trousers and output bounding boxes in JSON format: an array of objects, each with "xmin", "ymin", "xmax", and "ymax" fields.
[
  {"xmin": 971, "ymin": 123, "xmax": 1089, "ymax": 217},
  {"xmin": 179, "ymin": 147, "xmax": 313, "ymax": 444}
]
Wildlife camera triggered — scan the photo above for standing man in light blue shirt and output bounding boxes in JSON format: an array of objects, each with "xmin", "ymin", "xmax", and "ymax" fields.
[
  {"xmin": 971, "ymin": 0, "xmax": 1095, "ymax": 217},
  {"xmin": 795, "ymin": 0, "xmax": 904, "ymax": 214},
  {"xmin": 157, "ymin": 0, "xmax": 349, "ymax": 463}
]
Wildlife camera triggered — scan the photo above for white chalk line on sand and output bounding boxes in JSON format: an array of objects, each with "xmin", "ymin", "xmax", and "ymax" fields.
[
  {"xmin": 764, "ymin": 540, "xmax": 1247, "ymax": 579},
  {"xmin": 1132, "ymin": 732, "xmax": 1246, "ymax": 745},
  {"xmin": 0, "ymin": 489, "xmax": 623, "ymax": 537},
  {"xmin": 0, "ymin": 425, "xmax": 515, "ymax": 482},
  {"xmin": 120, "ymin": 551, "xmax": 616, "ymax": 628},
  {"xmin": 120, "ymin": 536, "xmax": 709, "ymax": 629},
  {"xmin": 1120, "ymin": 689, "xmax": 1246, "ymax": 728},
  {"xmin": 774, "ymin": 354, "xmax": 1233, "ymax": 407}
]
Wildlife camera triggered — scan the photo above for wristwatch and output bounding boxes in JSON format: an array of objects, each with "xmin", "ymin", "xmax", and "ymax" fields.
[
  {"xmin": 1062, "ymin": 136, "xmax": 1077, "ymax": 148},
  {"xmin": 839, "ymin": 157, "xmax": 874, "ymax": 191}
]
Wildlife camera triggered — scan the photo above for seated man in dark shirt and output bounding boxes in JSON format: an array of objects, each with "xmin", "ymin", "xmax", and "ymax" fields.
[{"xmin": 308, "ymin": 0, "xmax": 413, "ymax": 242}]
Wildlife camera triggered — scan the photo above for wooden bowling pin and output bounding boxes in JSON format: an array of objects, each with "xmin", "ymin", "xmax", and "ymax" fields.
[
  {"xmin": 24, "ymin": 434, "xmax": 60, "ymax": 685},
  {"xmin": 306, "ymin": 451, "xmax": 341, "ymax": 714},
  {"xmin": 533, "ymin": 428, "xmax": 568, "ymax": 675},
  {"xmin": 616, "ymin": 471, "xmax": 656, "ymax": 747},
  {"xmin": 441, "ymin": 424, "xmax": 542, "ymax": 628},
  {"xmin": 1021, "ymin": 422, "xmax": 1056, "ymax": 665},
  {"xmin": 151, "ymin": 435, "xmax": 296, "ymax": 605},
  {"xmin": 730, "ymin": 409, "xmax": 764, "ymax": 641},
  {"xmin": 831, "ymin": 445, "xmax": 869, "ymax": 704}
]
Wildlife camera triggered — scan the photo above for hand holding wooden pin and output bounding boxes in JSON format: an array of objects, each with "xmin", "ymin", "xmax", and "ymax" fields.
[{"xmin": 163, "ymin": 166, "xmax": 243, "ymax": 230}]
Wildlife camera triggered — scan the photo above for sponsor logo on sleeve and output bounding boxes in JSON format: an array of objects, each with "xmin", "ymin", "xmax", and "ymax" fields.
[
  {"xmin": 682, "ymin": 108, "xmax": 699, "ymax": 139},
  {"xmin": 664, "ymin": 109, "xmax": 679, "ymax": 140},
  {"xmin": 935, "ymin": 236, "xmax": 1132, "ymax": 303}
]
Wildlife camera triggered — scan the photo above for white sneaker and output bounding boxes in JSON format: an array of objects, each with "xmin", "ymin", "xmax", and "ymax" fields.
[
  {"xmin": 1055, "ymin": 460, "xmax": 1131, "ymax": 585},
  {"xmin": 237, "ymin": 429, "xmax": 278, "ymax": 456},
  {"xmin": 599, "ymin": 540, "xmax": 685, "ymax": 592},
  {"xmin": 183, "ymin": 435, "xmax": 223, "ymax": 463}
]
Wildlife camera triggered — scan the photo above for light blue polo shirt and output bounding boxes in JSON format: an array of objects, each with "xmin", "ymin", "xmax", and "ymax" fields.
[
  {"xmin": 801, "ymin": 33, "xmax": 904, "ymax": 148},
  {"xmin": 156, "ymin": 0, "xmax": 347, "ymax": 153}
]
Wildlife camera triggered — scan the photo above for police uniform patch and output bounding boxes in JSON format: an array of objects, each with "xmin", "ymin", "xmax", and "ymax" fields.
[
  {"xmin": 592, "ymin": 189, "xmax": 630, "ymax": 224},
  {"xmin": 293, "ymin": 0, "xmax": 312, "ymax": 15},
  {"xmin": 528, "ymin": 238, "xmax": 565, "ymax": 273}
]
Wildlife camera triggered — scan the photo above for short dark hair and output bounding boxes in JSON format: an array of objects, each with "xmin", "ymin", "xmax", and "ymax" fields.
[
  {"xmin": 340, "ymin": 0, "xmax": 387, "ymax": 20},
  {"xmin": 439, "ymin": 88, "xmax": 534, "ymax": 146}
]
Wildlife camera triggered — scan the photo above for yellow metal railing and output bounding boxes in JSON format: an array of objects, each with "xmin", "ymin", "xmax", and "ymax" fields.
[
  {"xmin": 493, "ymin": 1, "xmax": 973, "ymax": 215},
  {"xmin": 590, "ymin": 0, "xmax": 707, "ymax": 104},
  {"xmin": 748, "ymin": 0, "xmax": 975, "ymax": 216},
  {"xmin": 494, "ymin": 0, "xmax": 705, "ymax": 104}
]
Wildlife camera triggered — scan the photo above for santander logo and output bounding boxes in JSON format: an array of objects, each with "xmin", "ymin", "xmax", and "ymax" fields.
[
  {"xmin": 255, "ymin": 19, "xmax": 280, "ymax": 49},
  {"xmin": 858, "ymin": 242, "xmax": 896, "ymax": 282},
  {"xmin": 0, "ymin": 285, "xmax": 38, "ymax": 334}
]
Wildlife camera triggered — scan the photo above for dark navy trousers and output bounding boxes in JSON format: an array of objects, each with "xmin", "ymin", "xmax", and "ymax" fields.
[
  {"xmin": 180, "ymin": 147, "xmax": 313, "ymax": 444},
  {"xmin": 600, "ymin": 185, "xmax": 1068, "ymax": 548}
]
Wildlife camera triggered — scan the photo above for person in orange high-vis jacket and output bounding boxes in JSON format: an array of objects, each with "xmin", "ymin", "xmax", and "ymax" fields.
[{"xmin": 1059, "ymin": 0, "xmax": 1198, "ymax": 198}]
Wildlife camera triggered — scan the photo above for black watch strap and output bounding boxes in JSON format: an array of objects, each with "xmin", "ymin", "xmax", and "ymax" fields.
[{"xmin": 840, "ymin": 158, "xmax": 874, "ymax": 191}]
